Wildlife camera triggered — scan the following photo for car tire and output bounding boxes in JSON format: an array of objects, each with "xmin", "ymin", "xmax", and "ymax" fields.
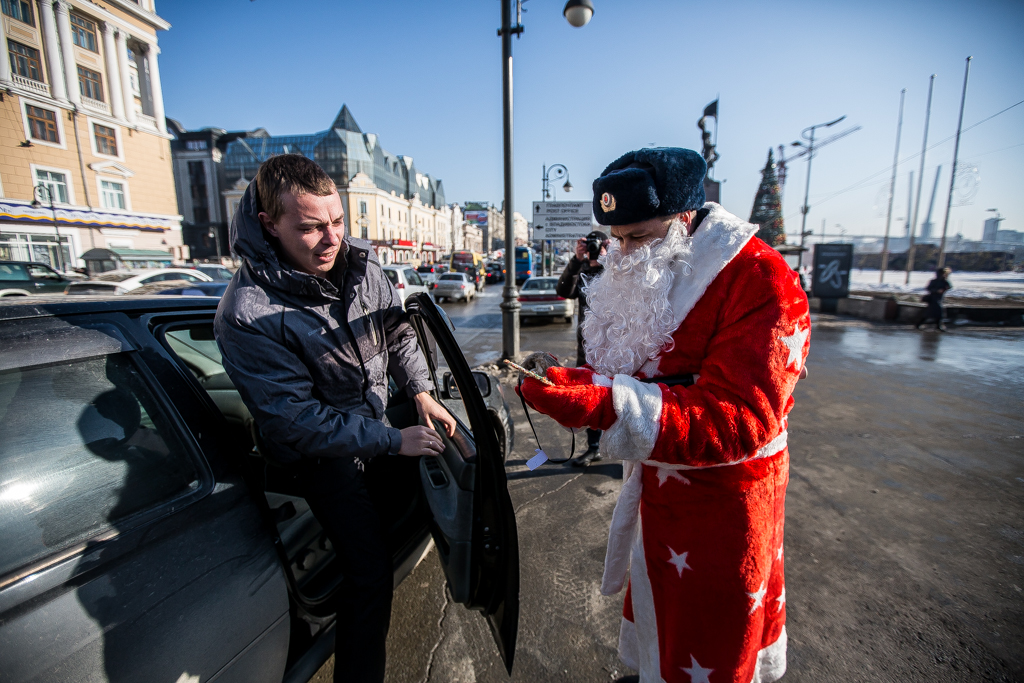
[
  {"xmin": 490, "ymin": 408, "xmax": 512, "ymax": 463},
  {"xmin": 564, "ymin": 315, "xmax": 574, "ymax": 324}
]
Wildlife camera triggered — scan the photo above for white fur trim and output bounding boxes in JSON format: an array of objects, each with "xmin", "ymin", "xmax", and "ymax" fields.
[
  {"xmin": 592, "ymin": 373, "xmax": 614, "ymax": 388},
  {"xmin": 617, "ymin": 617, "xmax": 640, "ymax": 671},
  {"xmin": 601, "ymin": 374, "xmax": 663, "ymax": 461},
  {"xmin": 663, "ymin": 203, "xmax": 757, "ymax": 334},
  {"xmin": 601, "ymin": 460, "xmax": 644, "ymax": 595},
  {"xmin": 627, "ymin": 512, "xmax": 665, "ymax": 682},
  {"xmin": 642, "ymin": 430, "xmax": 788, "ymax": 472},
  {"xmin": 750, "ymin": 627, "xmax": 787, "ymax": 683}
]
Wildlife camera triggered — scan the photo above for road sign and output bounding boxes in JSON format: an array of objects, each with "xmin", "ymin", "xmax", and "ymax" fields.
[
  {"xmin": 532, "ymin": 201, "xmax": 593, "ymax": 240},
  {"xmin": 811, "ymin": 243, "xmax": 853, "ymax": 298}
]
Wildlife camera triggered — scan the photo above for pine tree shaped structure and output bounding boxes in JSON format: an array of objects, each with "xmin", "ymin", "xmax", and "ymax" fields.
[{"xmin": 750, "ymin": 149, "xmax": 786, "ymax": 246}]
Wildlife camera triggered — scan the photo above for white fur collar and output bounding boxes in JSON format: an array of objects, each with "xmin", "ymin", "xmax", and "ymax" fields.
[{"xmin": 665, "ymin": 202, "xmax": 757, "ymax": 331}]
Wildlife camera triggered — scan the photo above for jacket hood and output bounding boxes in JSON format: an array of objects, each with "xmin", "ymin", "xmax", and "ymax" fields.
[{"xmin": 229, "ymin": 179, "xmax": 342, "ymax": 300}]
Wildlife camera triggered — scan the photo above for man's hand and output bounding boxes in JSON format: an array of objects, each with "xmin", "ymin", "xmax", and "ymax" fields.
[
  {"xmin": 398, "ymin": 425, "xmax": 445, "ymax": 457},
  {"xmin": 413, "ymin": 392, "xmax": 457, "ymax": 437},
  {"xmin": 574, "ymin": 238, "xmax": 587, "ymax": 262}
]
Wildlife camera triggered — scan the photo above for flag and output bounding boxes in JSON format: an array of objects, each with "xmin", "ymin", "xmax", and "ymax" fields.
[{"xmin": 703, "ymin": 100, "xmax": 718, "ymax": 119}]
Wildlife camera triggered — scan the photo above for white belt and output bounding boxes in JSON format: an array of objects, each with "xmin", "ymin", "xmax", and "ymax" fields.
[{"xmin": 600, "ymin": 430, "xmax": 789, "ymax": 596}]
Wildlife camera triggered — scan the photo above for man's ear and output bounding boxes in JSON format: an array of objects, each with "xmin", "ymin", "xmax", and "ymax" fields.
[{"xmin": 258, "ymin": 211, "xmax": 279, "ymax": 238}]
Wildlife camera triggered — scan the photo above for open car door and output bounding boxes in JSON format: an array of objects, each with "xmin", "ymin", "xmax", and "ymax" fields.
[{"xmin": 404, "ymin": 293, "xmax": 520, "ymax": 673}]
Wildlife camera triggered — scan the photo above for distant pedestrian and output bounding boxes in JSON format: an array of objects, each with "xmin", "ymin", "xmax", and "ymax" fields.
[
  {"xmin": 917, "ymin": 267, "xmax": 952, "ymax": 331},
  {"xmin": 556, "ymin": 230, "xmax": 610, "ymax": 466}
]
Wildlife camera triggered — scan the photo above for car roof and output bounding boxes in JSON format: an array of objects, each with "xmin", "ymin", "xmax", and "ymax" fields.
[{"xmin": 0, "ymin": 295, "xmax": 220, "ymax": 322}]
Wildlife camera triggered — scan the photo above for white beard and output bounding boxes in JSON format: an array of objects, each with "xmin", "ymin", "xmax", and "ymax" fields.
[{"xmin": 580, "ymin": 221, "xmax": 694, "ymax": 377}]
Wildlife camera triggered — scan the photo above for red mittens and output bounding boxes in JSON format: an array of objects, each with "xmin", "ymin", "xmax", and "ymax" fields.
[{"xmin": 519, "ymin": 366, "xmax": 617, "ymax": 431}]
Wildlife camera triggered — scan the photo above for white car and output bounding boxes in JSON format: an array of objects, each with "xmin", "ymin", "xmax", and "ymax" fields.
[
  {"xmin": 517, "ymin": 276, "xmax": 574, "ymax": 323},
  {"xmin": 65, "ymin": 268, "xmax": 214, "ymax": 295},
  {"xmin": 382, "ymin": 265, "xmax": 429, "ymax": 305}
]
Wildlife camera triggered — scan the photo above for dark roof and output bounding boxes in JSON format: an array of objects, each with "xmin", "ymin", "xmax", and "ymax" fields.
[
  {"xmin": 0, "ymin": 296, "xmax": 219, "ymax": 322},
  {"xmin": 331, "ymin": 104, "xmax": 362, "ymax": 133}
]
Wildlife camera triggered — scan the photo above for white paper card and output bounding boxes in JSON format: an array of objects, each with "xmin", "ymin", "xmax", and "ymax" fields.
[{"xmin": 526, "ymin": 449, "xmax": 549, "ymax": 470}]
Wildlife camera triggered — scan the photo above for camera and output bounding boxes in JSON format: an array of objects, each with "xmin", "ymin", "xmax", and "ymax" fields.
[{"xmin": 586, "ymin": 236, "xmax": 602, "ymax": 260}]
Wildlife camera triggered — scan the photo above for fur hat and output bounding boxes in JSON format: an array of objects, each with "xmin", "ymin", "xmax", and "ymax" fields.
[{"xmin": 592, "ymin": 148, "xmax": 707, "ymax": 226}]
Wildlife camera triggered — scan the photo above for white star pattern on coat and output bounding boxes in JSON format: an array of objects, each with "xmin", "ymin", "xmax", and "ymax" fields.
[
  {"xmin": 747, "ymin": 581, "xmax": 767, "ymax": 614},
  {"xmin": 656, "ymin": 467, "xmax": 692, "ymax": 487},
  {"xmin": 777, "ymin": 545, "xmax": 784, "ymax": 561},
  {"xmin": 681, "ymin": 654, "xmax": 714, "ymax": 683},
  {"xmin": 776, "ymin": 586, "xmax": 786, "ymax": 612},
  {"xmin": 779, "ymin": 325, "xmax": 809, "ymax": 370},
  {"xmin": 667, "ymin": 547, "xmax": 692, "ymax": 577}
]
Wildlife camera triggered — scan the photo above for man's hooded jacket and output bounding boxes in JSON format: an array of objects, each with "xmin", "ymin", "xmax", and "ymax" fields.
[{"xmin": 214, "ymin": 182, "xmax": 432, "ymax": 465}]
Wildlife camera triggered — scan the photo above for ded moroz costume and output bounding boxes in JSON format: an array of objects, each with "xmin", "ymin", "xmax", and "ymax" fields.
[{"xmin": 521, "ymin": 148, "xmax": 810, "ymax": 683}]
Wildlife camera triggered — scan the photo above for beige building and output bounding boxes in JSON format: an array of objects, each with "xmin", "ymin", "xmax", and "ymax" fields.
[{"xmin": 0, "ymin": 0, "xmax": 181, "ymax": 272}]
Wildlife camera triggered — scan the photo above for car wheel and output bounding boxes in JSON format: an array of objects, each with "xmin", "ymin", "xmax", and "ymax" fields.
[
  {"xmin": 564, "ymin": 315, "xmax": 574, "ymax": 324},
  {"xmin": 490, "ymin": 408, "xmax": 512, "ymax": 463}
]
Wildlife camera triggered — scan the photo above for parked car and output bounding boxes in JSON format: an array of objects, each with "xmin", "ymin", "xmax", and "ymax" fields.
[
  {"xmin": 0, "ymin": 293, "xmax": 518, "ymax": 683},
  {"xmin": 0, "ymin": 261, "xmax": 75, "ymax": 296},
  {"xmin": 382, "ymin": 265, "xmax": 430, "ymax": 305},
  {"xmin": 517, "ymin": 276, "xmax": 574, "ymax": 323},
  {"xmin": 432, "ymin": 272, "xmax": 475, "ymax": 303},
  {"xmin": 191, "ymin": 263, "xmax": 235, "ymax": 281},
  {"xmin": 65, "ymin": 268, "xmax": 214, "ymax": 295},
  {"xmin": 127, "ymin": 281, "xmax": 230, "ymax": 297},
  {"xmin": 416, "ymin": 263, "xmax": 446, "ymax": 285}
]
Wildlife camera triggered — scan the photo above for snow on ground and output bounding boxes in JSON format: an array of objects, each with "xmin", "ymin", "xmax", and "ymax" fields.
[{"xmin": 849, "ymin": 269, "xmax": 1024, "ymax": 300}]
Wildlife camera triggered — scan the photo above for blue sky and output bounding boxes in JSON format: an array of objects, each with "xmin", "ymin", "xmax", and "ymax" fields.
[{"xmin": 159, "ymin": 0, "xmax": 1023, "ymax": 241}]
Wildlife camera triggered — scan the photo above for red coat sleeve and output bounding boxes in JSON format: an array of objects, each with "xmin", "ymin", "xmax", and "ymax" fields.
[{"xmin": 604, "ymin": 250, "xmax": 810, "ymax": 467}]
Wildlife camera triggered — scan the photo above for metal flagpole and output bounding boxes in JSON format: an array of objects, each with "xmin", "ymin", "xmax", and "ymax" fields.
[
  {"xmin": 938, "ymin": 57, "xmax": 972, "ymax": 269},
  {"xmin": 879, "ymin": 89, "xmax": 906, "ymax": 283},
  {"xmin": 905, "ymin": 74, "xmax": 935, "ymax": 285},
  {"xmin": 499, "ymin": 0, "xmax": 523, "ymax": 360}
]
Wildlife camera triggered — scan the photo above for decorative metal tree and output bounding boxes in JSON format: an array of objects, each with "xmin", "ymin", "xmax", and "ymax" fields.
[{"xmin": 749, "ymin": 149, "xmax": 786, "ymax": 246}]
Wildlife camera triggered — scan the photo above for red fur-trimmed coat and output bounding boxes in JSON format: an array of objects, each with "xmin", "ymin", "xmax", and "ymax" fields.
[{"xmin": 594, "ymin": 204, "xmax": 810, "ymax": 683}]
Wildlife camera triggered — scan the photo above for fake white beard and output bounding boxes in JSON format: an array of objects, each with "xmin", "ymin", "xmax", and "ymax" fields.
[{"xmin": 580, "ymin": 220, "xmax": 694, "ymax": 377}]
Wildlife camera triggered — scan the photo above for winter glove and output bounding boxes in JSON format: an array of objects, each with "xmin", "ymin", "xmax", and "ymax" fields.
[{"xmin": 518, "ymin": 366, "xmax": 617, "ymax": 431}]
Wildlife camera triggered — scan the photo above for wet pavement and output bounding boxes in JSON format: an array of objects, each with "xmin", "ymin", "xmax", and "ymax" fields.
[{"xmin": 312, "ymin": 287, "xmax": 1024, "ymax": 683}]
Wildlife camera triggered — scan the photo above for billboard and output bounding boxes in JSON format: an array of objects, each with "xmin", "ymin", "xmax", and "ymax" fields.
[
  {"xmin": 465, "ymin": 210, "xmax": 489, "ymax": 227},
  {"xmin": 532, "ymin": 201, "xmax": 593, "ymax": 240},
  {"xmin": 811, "ymin": 243, "xmax": 853, "ymax": 298}
]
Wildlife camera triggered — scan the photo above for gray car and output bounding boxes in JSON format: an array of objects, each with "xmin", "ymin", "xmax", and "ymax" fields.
[
  {"xmin": 517, "ymin": 276, "xmax": 575, "ymax": 323},
  {"xmin": 432, "ymin": 272, "xmax": 475, "ymax": 303},
  {"xmin": 0, "ymin": 293, "xmax": 519, "ymax": 683}
]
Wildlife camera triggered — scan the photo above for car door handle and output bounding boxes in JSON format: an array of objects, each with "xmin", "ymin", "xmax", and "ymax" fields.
[{"xmin": 34, "ymin": 282, "xmax": 44, "ymax": 287}]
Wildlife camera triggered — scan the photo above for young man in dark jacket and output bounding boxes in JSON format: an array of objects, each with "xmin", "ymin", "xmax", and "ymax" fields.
[
  {"xmin": 555, "ymin": 230, "xmax": 609, "ymax": 466},
  {"xmin": 215, "ymin": 155, "xmax": 455, "ymax": 683},
  {"xmin": 916, "ymin": 267, "xmax": 952, "ymax": 331}
]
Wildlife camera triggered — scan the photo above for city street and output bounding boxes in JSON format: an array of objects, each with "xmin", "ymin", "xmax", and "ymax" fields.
[{"xmin": 308, "ymin": 285, "xmax": 1024, "ymax": 682}]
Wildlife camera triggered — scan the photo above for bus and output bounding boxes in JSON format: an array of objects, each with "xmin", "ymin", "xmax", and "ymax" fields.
[
  {"xmin": 514, "ymin": 246, "xmax": 534, "ymax": 284},
  {"xmin": 450, "ymin": 251, "xmax": 483, "ymax": 271}
]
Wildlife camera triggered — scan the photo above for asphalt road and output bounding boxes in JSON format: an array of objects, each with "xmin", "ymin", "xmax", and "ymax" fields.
[{"xmin": 313, "ymin": 283, "xmax": 1024, "ymax": 683}]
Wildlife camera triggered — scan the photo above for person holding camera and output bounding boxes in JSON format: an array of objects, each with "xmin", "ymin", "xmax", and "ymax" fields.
[{"xmin": 555, "ymin": 229, "xmax": 610, "ymax": 466}]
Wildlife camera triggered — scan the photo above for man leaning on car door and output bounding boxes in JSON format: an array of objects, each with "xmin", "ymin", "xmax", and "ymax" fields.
[{"xmin": 214, "ymin": 155, "xmax": 457, "ymax": 683}]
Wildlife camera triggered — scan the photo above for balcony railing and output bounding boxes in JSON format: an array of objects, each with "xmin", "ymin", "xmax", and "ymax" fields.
[
  {"xmin": 136, "ymin": 113, "xmax": 158, "ymax": 131},
  {"xmin": 12, "ymin": 74, "xmax": 50, "ymax": 97},
  {"xmin": 81, "ymin": 96, "xmax": 110, "ymax": 115}
]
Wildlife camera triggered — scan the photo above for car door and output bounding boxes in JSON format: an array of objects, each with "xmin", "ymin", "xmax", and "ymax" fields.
[
  {"xmin": 403, "ymin": 292, "xmax": 520, "ymax": 672},
  {"xmin": 25, "ymin": 263, "xmax": 67, "ymax": 294}
]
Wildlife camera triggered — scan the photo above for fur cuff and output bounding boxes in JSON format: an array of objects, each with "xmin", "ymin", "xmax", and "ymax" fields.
[{"xmin": 600, "ymin": 374, "xmax": 663, "ymax": 461}]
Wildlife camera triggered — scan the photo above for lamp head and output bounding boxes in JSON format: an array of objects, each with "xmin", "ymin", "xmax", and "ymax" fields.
[
  {"xmin": 562, "ymin": 179, "xmax": 573, "ymax": 193},
  {"xmin": 563, "ymin": 0, "xmax": 594, "ymax": 27}
]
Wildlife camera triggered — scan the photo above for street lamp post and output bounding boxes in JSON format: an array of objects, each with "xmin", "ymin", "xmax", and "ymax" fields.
[
  {"xmin": 207, "ymin": 226, "xmax": 223, "ymax": 263},
  {"xmin": 32, "ymin": 183, "xmax": 63, "ymax": 273},
  {"xmin": 541, "ymin": 163, "xmax": 572, "ymax": 275},
  {"xmin": 792, "ymin": 115, "xmax": 846, "ymax": 269},
  {"xmin": 498, "ymin": 0, "xmax": 593, "ymax": 361}
]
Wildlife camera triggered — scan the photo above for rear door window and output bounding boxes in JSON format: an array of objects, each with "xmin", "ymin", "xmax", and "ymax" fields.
[
  {"xmin": 406, "ymin": 270, "xmax": 424, "ymax": 286},
  {"xmin": 0, "ymin": 348, "xmax": 200, "ymax": 579},
  {"xmin": 0, "ymin": 264, "xmax": 29, "ymax": 281},
  {"xmin": 26, "ymin": 264, "xmax": 61, "ymax": 281},
  {"xmin": 384, "ymin": 270, "xmax": 399, "ymax": 286}
]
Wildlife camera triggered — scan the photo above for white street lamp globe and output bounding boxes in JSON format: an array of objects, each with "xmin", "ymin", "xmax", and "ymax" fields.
[
  {"xmin": 563, "ymin": 0, "xmax": 594, "ymax": 27},
  {"xmin": 562, "ymin": 179, "xmax": 573, "ymax": 193}
]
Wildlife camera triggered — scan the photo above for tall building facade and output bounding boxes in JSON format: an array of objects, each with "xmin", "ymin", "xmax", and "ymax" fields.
[
  {"xmin": 0, "ymin": 0, "xmax": 181, "ymax": 272},
  {"xmin": 218, "ymin": 105, "xmax": 453, "ymax": 265}
]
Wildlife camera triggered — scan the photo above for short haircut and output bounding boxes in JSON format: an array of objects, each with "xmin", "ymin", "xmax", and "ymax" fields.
[{"xmin": 255, "ymin": 154, "xmax": 337, "ymax": 221}]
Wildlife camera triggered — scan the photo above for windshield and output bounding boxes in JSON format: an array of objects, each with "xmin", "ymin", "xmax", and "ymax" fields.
[
  {"xmin": 522, "ymin": 279, "xmax": 556, "ymax": 290},
  {"xmin": 439, "ymin": 274, "xmax": 463, "ymax": 281}
]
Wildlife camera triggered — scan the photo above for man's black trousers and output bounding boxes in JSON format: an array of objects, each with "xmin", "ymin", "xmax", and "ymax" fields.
[{"xmin": 296, "ymin": 456, "xmax": 393, "ymax": 683}]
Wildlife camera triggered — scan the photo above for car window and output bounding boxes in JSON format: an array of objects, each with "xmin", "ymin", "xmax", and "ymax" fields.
[
  {"xmin": 0, "ymin": 264, "xmax": 29, "ymax": 281},
  {"xmin": 27, "ymin": 264, "xmax": 61, "ymax": 281},
  {"xmin": 0, "ymin": 353, "xmax": 200, "ymax": 578},
  {"xmin": 384, "ymin": 270, "xmax": 399, "ymax": 286},
  {"xmin": 177, "ymin": 273, "xmax": 201, "ymax": 283},
  {"xmin": 139, "ymin": 275, "xmax": 161, "ymax": 284},
  {"xmin": 416, "ymin": 321, "xmax": 472, "ymax": 429},
  {"xmin": 439, "ymin": 274, "xmax": 462, "ymax": 281},
  {"xmin": 522, "ymin": 280, "xmax": 540, "ymax": 290},
  {"xmin": 406, "ymin": 270, "xmax": 424, "ymax": 286}
]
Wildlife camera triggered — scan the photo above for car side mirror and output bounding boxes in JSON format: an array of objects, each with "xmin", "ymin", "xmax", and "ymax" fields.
[
  {"xmin": 472, "ymin": 371, "xmax": 491, "ymax": 397},
  {"xmin": 441, "ymin": 372, "xmax": 461, "ymax": 400}
]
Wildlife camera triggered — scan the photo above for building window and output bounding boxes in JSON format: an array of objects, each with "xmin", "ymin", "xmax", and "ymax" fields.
[
  {"xmin": 77, "ymin": 66, "xmax": 103, "ymax": 101},
  {"xmin": 100, "ymin": 180, "xmax": 126, "ymax": 209},
  {"xmin": 9, "ymin": 41, "xmax": 42, "ymax": 82},
  {"xmin": 1, "ymin": 0, "xmax": 33, "ymax": 25},
  {"xmin": 35, "ymin": 169, "xmax": 69, "ymax": 204},
  {"xmin": 70, "ymin": 14, "xmax": 98, "ymax": 52},
  {"xmin": 359, "ymin": 201, "xmax": 367, "ymax": 216},
  {"xmin": 94, "ymin": 124, "xmax": 118, "ymax": 156},
  {"xmin": 27, "ymin": 106, "xmax": 59, "ymax": 143},
  {"xmin": 188, "ymin": 161, "xmax": 210, "ymax": 224},
  {"xmin": 185, "ymin": 139, "xmax": 207, "ymax": 150}
]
